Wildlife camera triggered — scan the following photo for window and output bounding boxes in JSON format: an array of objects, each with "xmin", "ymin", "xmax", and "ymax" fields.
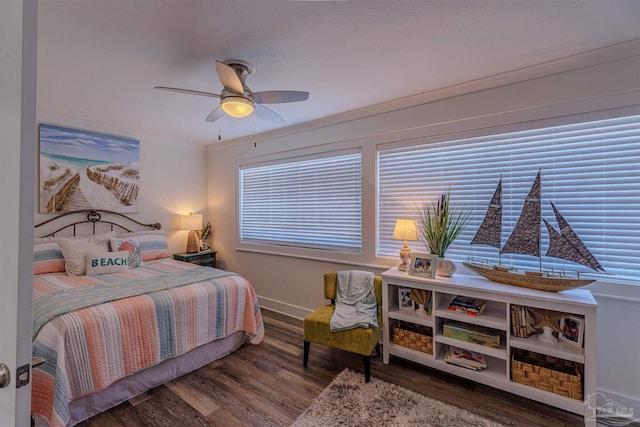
[
  {"xmin": 378, "ymin": 115, "xmax": 640, "ymax": 283},
  {"xmin": 240, "ymin": 151, "xmax": 362, "ymax": 253}
]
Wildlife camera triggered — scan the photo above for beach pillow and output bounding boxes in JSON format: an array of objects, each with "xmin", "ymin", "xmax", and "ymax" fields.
[{"xmin": 85, "ymin": 251, "xmax": 131, "ymax": 276}]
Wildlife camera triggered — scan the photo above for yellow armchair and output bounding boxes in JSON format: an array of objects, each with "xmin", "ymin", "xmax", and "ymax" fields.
[{"xmin": 303, "ymin": 272, "xmax": 382, "ymax": 382}]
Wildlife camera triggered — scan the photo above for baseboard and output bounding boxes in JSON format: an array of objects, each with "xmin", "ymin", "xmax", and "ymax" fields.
[{"xmin": 258, "ymin": 295, "xmax": 310, "ymax": 320}]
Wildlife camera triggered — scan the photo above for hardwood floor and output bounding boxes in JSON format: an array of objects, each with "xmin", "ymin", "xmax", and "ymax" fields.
[{"xmin": 79, "ymin": 309, "xmax": 587, "ymax": 427}]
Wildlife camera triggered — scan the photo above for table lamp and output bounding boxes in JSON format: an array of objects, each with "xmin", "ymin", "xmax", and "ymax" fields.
[
  {"xmin": 180, "ymin": 213, "xmax": 203, "ymax": 253},
  {"xmin": 392, "ymin": 219, "xmax": 418, "ymax": 272}
]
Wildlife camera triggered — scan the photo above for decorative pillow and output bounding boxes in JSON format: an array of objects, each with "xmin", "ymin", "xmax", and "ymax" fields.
[
  {"xmin": 33, "ymin": 240, "xmax": 65, "ymax": 275},
  {"xmin": 57, "ymin": 237, "xmax": 111, "ymax": 276},
  {"xmin": 85, "ymin": 251, "xmax": 130, "ymax": 276},
  {"xmin": 119, "ymin": 230, "xmax": 170, "ymax": 261},
  {"xmin": 110, "ymin": 237, "xmax": 143, "ymax": 268}
]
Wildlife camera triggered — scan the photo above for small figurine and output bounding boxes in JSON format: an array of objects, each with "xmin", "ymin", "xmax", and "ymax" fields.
[
  {"xmin": 409, "ymin": 289, "xmax": 432, "ymax": 315},
  {"xmin": 529, "ymin": 308, "xmax": 566, "ymax": 343}
]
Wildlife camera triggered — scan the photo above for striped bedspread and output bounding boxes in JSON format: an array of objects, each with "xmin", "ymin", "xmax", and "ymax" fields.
[{"xmin": 31, "ymin": 259, "xmax": 264, "ymax": 427}]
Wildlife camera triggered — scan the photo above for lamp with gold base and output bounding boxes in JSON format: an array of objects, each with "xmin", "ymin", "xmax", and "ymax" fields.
[
  {"xmin": 392, "ymin": 219, "xmax": 418, "ymax": 272},
  {"xmin": 180, "ymin": 213, "xmax": 203, "ymax": 254}
]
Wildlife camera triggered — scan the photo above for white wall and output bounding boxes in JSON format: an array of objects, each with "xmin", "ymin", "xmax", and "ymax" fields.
[
  {"xmin": 34, "ymin": 114, "xmax": 209, "ymax": 254},
  {"xmin": 589, "ymin": 283, "xmax": 640, "ymax": 413},
  {"xmin": 207, "ymin": 43, "xmax": 640, "ymax": 410}
]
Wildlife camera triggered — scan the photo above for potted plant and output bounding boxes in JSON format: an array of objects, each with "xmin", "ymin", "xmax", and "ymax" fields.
[
  {"xmin": 199, "ymin": 221, "xmax": 212, "ymax": 251},
  {"xmin": 416, "ymin": 189, "xmax": 470, "ymax": 276}
]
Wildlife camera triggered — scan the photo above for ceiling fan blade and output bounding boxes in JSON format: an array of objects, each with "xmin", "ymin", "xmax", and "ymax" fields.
[
  {"xmin": 215, "ymin": 61, "xmax": 244, "ymax": 95},
  {"xmin": 255, "ymin": 104, "xmax": 284, "ymax": 123},
  {"xmin": 205, "ymin": 106, "xmax": 224, "ymax": 123},
  {"xmin": 252, "ymin": 91, "xmax": 309, "ymax": 104},
  {"xmin": 154, "ymin": 86, "xmax": 220, "ymax": 98}
]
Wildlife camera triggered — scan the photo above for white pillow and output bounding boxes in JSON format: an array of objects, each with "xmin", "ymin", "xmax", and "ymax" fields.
[
  {"xmin": 85, "ymin": 251, "xmax": 130, "ymax": 276},
  {"xmin": 57, "ymin": 236, "xmax": 111, "ymax": 276}
]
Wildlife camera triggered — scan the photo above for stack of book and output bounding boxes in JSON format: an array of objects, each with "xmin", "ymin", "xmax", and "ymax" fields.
[
  {"xmin": 444, "ymin": 345, "xmax": 488, "ymax": 371},
  {"xmin": 447, "ymin": 296, "xmax": 487, "ymax": 316},
  {"xmin": 443, "ymin": 320, "xmax": 501, "ymax": 348},
  {"xmin": 510, "ymin": 305, "xmax": 537, "ymax": 338}
]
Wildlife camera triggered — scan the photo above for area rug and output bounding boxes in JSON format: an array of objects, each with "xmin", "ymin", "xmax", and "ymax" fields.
[{"xmin": 291, "ymin": 369, "xmax": 506, "ymax": 427}]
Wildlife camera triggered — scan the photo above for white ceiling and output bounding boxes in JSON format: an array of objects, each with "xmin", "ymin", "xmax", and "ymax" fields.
[{"xmin": 37, "ymin": 0, "xmax": 640, "ymax": 146}]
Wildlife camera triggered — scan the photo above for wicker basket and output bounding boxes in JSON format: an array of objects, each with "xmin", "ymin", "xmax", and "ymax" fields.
[
  {"xmin": 511, "ymin": 348, "xmax": 583, "ymax": 400},
  {"xmin": 393, "ymin": 324, "xmax": 433, "ymax": 355}
]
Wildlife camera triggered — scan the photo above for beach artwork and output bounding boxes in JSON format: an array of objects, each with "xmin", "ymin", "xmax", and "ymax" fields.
[{"xmin": 39, "ymin": 123, "xmax": 140, "ymax": 213}]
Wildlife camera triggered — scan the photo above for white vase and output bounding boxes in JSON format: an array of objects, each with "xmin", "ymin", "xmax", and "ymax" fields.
[{"xmin": 436, "ymin": 257, "xmax": 456, "ymax": 277}]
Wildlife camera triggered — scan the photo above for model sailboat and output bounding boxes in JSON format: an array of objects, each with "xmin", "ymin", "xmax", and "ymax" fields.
[{"xmin": 463, "ymin": 171, "xmax": 605, "ymax": 292}]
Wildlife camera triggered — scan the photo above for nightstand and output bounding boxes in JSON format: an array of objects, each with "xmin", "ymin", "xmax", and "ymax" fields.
[{"xmin": 173, "ymin": 250, "xmax": 217, "ymax": 268}]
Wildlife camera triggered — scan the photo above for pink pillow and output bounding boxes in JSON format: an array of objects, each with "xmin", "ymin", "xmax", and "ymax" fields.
[
  {"xmin": 110, "ymin": 237, "xmax": 143, "ymax": 268},
  {"xmin": 33, "ymin": 240, "xmax": 65, "ymax": 275},
  {"xmin": 119, "ymin": 230, "xmax": 170, "ymax": 261}
]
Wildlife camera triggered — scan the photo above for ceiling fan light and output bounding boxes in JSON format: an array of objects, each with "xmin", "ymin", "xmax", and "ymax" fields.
[{"xmin": 221, "ymin": 96, "xmax": 254, "ymax": 118}]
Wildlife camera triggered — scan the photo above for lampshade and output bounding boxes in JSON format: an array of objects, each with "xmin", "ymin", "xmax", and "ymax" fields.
[
  {"xmin": 392, "ymin": 219, "xmax": 418, "ymax": 241},
  {"xmin": 393, "ymin": 219, "xmax": 418, "ymax": 272},
  {"xmin": 221, "ymin": 96, "xmax": 254, "ymax": 118},
  {"xmin": 179, "ymin": 213, "xmax": 203, "ymax": 231}
]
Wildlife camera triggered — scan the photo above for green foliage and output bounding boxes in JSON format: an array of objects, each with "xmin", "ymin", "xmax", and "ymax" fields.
[{"xmin": 416, "ymin": 189, "xmax": 470, "ymax": 257}]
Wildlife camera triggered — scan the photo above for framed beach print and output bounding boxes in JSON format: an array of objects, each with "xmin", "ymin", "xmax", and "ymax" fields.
[
  {"xmin": 398, "ymin": 287, "xmax": 414, "ymax": 311},
  {"xmin": 559, "ymin": 316, "xmax": 584, "ymax": 347},
  {"xmin": 408, "ymin": 253, "xmax": 438, "ymax": 278},
  {"xmin": 39, "ymin": 123, "xmax": 140, "ymax": 214}
]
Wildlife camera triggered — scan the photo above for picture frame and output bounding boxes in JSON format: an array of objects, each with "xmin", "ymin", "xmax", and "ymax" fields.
[
  {"xmin": 398, "ymin": 287, "xmax": 414, "ymax": 311},
  {"xmin": 408, "ymin": 253, "xmax": 438, "ymax": 279},
  {"xmin": 39, "ymin": 123, "xmax": 140, "ymax": 214},
  {"xmin": 559, "ymin": 316, "xmax": 584, "ymax": 347}
]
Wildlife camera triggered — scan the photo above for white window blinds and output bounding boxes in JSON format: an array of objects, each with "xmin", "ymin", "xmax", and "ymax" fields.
[
  {"xmin": 240, "ymin": 151, "xmax": 362, "ymax": 253},
  {"xmin": 378, "ymin": 115, "xmax": 640, "ymax": 283}
]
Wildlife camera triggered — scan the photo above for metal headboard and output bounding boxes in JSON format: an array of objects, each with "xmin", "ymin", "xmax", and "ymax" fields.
[{"xmin": 35, "ymin": 209, "xmax": 161, "ymax": 238}]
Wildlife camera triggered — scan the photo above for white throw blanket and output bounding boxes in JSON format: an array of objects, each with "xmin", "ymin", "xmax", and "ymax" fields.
[{"xmin": 329, "ymin": 270, "xmax": 378, "ymax": 332}]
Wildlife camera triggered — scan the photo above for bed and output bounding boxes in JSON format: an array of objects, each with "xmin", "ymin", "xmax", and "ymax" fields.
[{"xmin": 31, "ymin": 210, "xmax": 264, "ymax": 427}]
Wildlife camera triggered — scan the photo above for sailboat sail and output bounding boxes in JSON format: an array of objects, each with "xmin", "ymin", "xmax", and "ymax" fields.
[
  {"xmin": 500, "ymin": 171, "xmax": 541, "ymax": 257},
  {"xmin": 545, "ymin": 202, "xmax": 605, "ymax": 272},
  {"xmin": 470, "ymin": 178, "xmax": 502, "ymax": 248}
]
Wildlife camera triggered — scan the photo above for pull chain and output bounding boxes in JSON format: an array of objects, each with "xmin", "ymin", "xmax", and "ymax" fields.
[{"xmin": 253, "ymin": 109, "xmax": 257, "ymax": 148}]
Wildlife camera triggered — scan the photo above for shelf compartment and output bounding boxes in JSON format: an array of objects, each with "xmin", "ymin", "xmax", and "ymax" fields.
[
  {"xmin": 510, "ymin": 335, "xmax": 584, "ymax": 364},
  {"xmin": 436, "ymin": 350, "xmax": 507, "ymax": 382},
  {"xmin": 511, "ymin": 348, "xmax": 583, "ymax": 401},
  {"xmin": 442, "ymin": 319, "xmax": 503, "ymax": 349},
  {"xmin": 435, "ymin": 334, "xmax": 507, "ymax": 360},
  {"xmin": 436, "ymin": 293, "xmax": 507, "ymax": 331},
  {"xmin": 388, "ymin": 308, "xmax": 434, "ymax": 327},
  {"xmin": 388, "ymin": 342, "xmax": 435, "ymax": 363},
  {"xmin": 434, "ymin": 307, "xmax": 507, "ymax": 331},
  {"xmin": 508, "ymin": 381, "xmax": 586, "ymax": 415},
  {"xmin": 393, "ymin": 322, "xmax": 433, "ymax": 355}
]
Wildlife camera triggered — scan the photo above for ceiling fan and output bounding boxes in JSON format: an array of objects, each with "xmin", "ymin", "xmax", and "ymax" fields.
[{"xmin": 154, "ymin": 59, "xmax": 309, "ymax": 123}]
